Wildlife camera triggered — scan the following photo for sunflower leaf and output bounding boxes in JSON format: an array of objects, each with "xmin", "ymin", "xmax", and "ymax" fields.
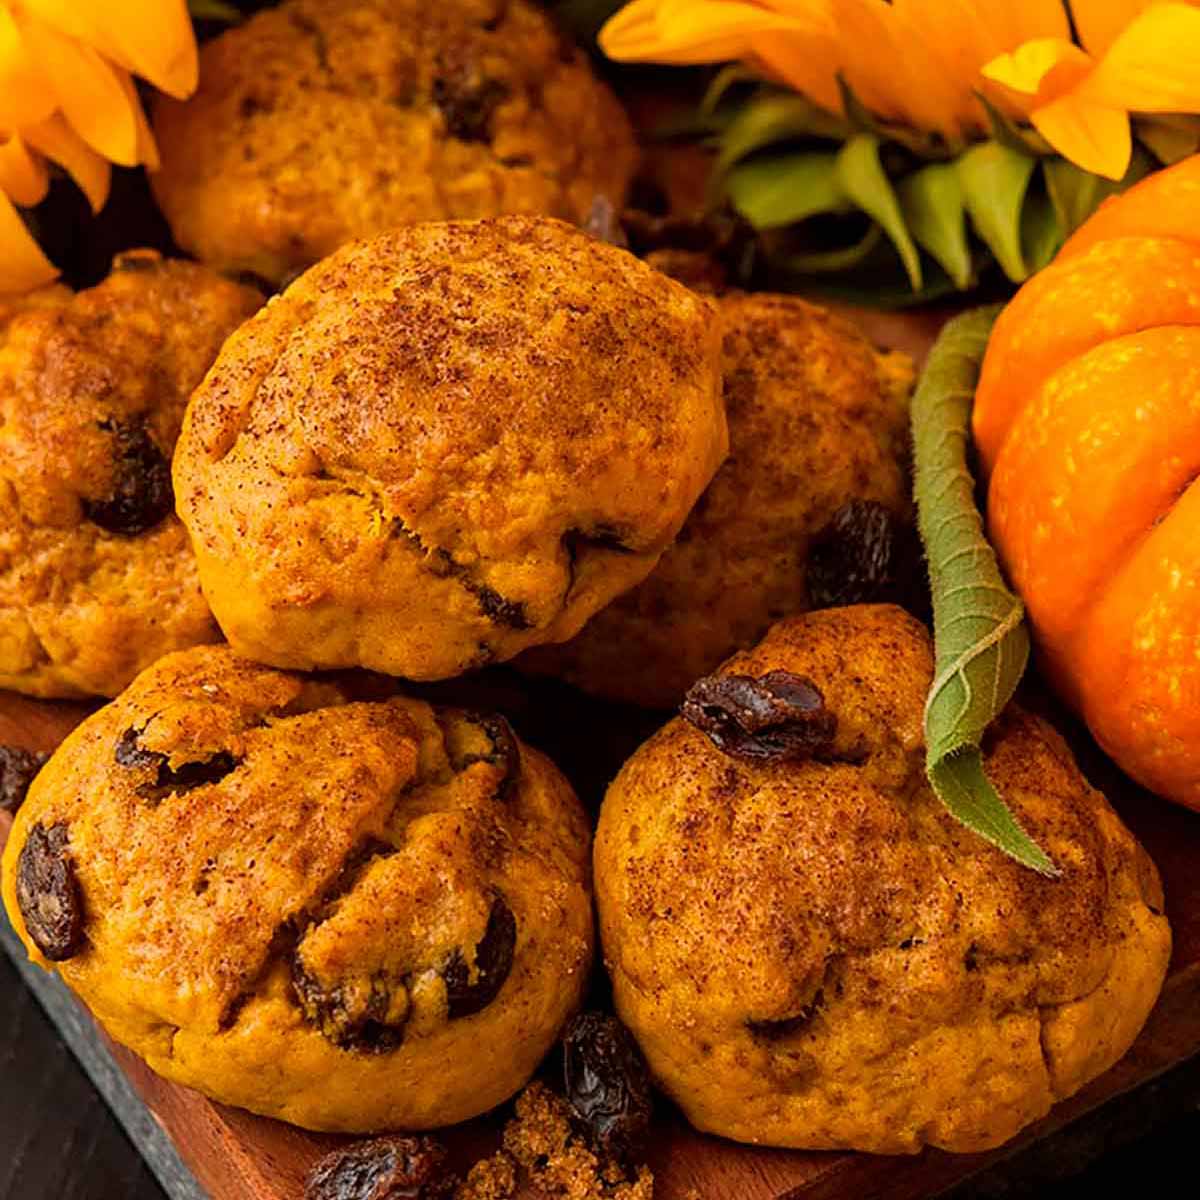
[
  {"xmin": 781, "ymin": 224, "xmax": 883, "ymax": 273},
  {"xmin": 1021, "ymin": 187, "xmax": 1062, "ymax": 275},
  {"xmin": 1136, "ymin": 114, "xmax": 1200, "ymax": 165},
  {"xmin": 188, "ymin": 0, "xmax": 242, "ymax": 19},
  {"xmin": 724, "ymin": 151, "xmax": 847, "ymax": 229},
  {"xmin": 700, "ymin": 65, "xmax": 760, "ymax": 118},
  {"xmin": 715, "ymin": 92, "xmax": 846, "ymax": 177},
  {"xmin": 957, "ymin": 141, "xmax": 1036, "ymax": 282},
  {"xmin": 836, "ymin": 134, "xmax": 922, "ymax": 290},
  {"xmin": 1043, "ymin": 148, "xmax": 1153, "ymax": 237},
  {"xmin": 897, "ymin": 163, "xmax": 972, "ymax": 290},
  {"xmin": 911, "ymin": 306, "xmax": 1057, "ymax": 876}
]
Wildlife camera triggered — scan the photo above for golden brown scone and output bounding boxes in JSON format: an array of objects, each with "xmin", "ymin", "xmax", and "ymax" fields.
[
  {"xmin": 0, "ymin": 253, "xmax": 262, "ymax": 698},
  {"xmin": 151, "ymin": 0, "xmax": 638, "ymax": 286},
  {"xmin": 522, "ymin": 294, "xmax": 915, "ymax": 708},
  {"xmin": 595, "ymin": 605, "xmax": 1171, "ymax": 1154},
  {"xmin": 2, "ymin": 645, "xmax": 593, "ymax": 1132},
  {"xmin": 174, "ymin": 216, "xmax": 727, "ymax": 681}
]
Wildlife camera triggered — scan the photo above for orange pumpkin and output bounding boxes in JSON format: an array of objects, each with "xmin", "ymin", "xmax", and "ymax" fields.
[{"xmin": 975, "ymin": 155, "xmax": 1200, "ymax": 811}]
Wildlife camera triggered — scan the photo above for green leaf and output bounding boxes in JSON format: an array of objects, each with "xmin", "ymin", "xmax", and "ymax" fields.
[
  {"xmin": 975, "ymin": 90, "xmax": 1052, "ymax": 157},
  {"xmin": 836, "ymin": 134, "xmax": 922, "ymax": 290},
  {"xmin": 836, "ymin": 74, "xmax": 880, "ymax": 135},
  {"xmin": 188, "ymin": 0, "xmax": 242, "ymax": 19},
  {"xmin": 910, "ymin": 306, "xmax": 1058, "ymax": 876},
  {"xmin": 1043, "ymin": 149, "xmax": 1154, "ymax": 237},
  {"xmin": 1136, "ymin": 115, "xmax": 1200, "ymax": 165},
  {"xmin": 715, "ymin": 93, "xmax": 846, "ymax": 177},
  {"xmin": 1021, "ymin": 187, "xmax": 1062, "ymax": 275},
  {"xmin": 700, "ymin": 65, "xmax": 759, "ymax": 118},
  {"xmin": 897, "ymin": 163, "xmax": 972, "ymax": 290},
  {"xmin": 724, "ymin": 151, "xmax": 847, "ymax": 229},
  {"xmin": 780, "ymin": 224, "xmax": 883, "ymax": 273},
  {"xmin": 957, "ymin": 141, "xmax": 1037, "ymax": 282}
]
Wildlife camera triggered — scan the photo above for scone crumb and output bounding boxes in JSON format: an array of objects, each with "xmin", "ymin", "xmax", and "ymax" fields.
[{"xmin": 455, "ymin": 1083, "xmax": 654, "ymax": 1200}]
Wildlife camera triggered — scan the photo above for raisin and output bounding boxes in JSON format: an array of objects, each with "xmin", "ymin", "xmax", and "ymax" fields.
[
  {"xmin": 682, "ymin": 670, "xmax": 837, "ymax": 763},
  {"xmin": 0, "ymin": 745, "xmax": 49, "ymax": 813},
  {"xmin": 432, "ymin": 71, "xmax": 509, "ymax": 143},
  {"xmin": 305, "ymin": 1134, "xmax": 450, "ymax": 1200},
  {"xmin": 583, "ymin": 195, "xmax": 628, "ymax": 249},
  {"xmin": 443, "ymin": 893, "xmax": 516, "ymax": 1019},
  {"xmin": 441, "ymin": 711, "xmax": 521, "ymax": 799},
  {"xmin": 114, "ymin": 728, "xmax": 238, "ymax": 793},
  {"xmin": 807, "ymin": 499, "xmax": 923, "ymax": 611},
  {"xmin": 292, "ymin": 964, "xmax": 408, "ymax": 1053},
  {"xmin": 562, "ymin": 1011, "xmax": 653, "ymax": 1164},
  {"xmin": 82, "ymin": 419, "xmax": 173, "ymax": 536},
  {"xmin": 16, "ymin": 822, "xmax": 85, "ymax": 961}
]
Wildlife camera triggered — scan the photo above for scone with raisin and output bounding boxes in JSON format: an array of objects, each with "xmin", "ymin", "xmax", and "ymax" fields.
[
  {"xmin": 596, "ymin": 605, "xmax": 1171, "ymax": 1153},
  {"xmin": 2, "ymin": 645, "xmax": 593, "ymax": 1132},
  {"xmin": 151, "ymin": 0, "xmax": 638, "ymax": 286},
  {"xmin": 173, "ymin": 216, "xmax": 727, "ymax": 680},
  {"xmin": 0, "ymin": 253, "xmax": 262, "ymax": 698},
  {"xmin": 522, "ymin": 293, "xmax": 916, "ymax": 708}
]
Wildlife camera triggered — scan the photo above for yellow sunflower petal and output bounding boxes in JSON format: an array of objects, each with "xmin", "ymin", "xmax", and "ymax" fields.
[
  {"xmin": 1069, "ymin": 0, "xmax": 1156, "ymax": 56},
  {"xmin": 601, "ymin": 0, "xmax": 799, "ymax": 64},
  {"xmin": 22, "ymin": 114, "xmax": 112, "ymax": 212},
  {"xmin": 1081, "ymin": 3, "xmax": 1200, "ymax": 114},
  {"xmin": 114, "ymin": 68, "xmax": 160, "ymax": 170},
  {"xmin": 0, "ymin": 136, "xmax": 50, "ymax": 207},
  {"xmin": 0, "ymin": 6, "xmax": 57, "ymax": 130},
  {"xmin": 0, "ymin": 190, "xmax": 58, "ymax": 294},
  {"xmin": 747, "ymin": 29, "xmax": 844, "ymax": 115},
  {"xmin": 23, "ymin": 0, "xmax": 198, "ymax": 99},
  {"xmin": 981, "ymin": 37, "xmax": 1092, "ymax": 98},
  {"xmin": 18, "ymin": 16, "xmax": 139, "ymax": 166},
  {"xmin": 1031, "ymin": 93, "xmax": 1132, "ymax": 179},
  {"xmin": 985, "ymin": 0, "xmax": 1072, "ymax": 45}
]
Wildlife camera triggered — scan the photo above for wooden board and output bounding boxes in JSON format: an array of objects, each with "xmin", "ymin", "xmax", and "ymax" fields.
[{"xmin": 3, "ymin": 674, "xmax": 1200, "ymax": 1200}]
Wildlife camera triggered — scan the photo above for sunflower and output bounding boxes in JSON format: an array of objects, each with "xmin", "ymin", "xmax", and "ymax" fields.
[
  {"xmin": 0, "ymin": 1, "xmax": 197, "ymax": 293},
  {"xmin": 601, "ymin": 1, "xmax": 1200, "ymax": 296}
]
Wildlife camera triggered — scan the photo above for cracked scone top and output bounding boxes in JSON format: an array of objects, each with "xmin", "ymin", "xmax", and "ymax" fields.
[
  {"xmin": 522, "ymin": 292, "xmax": 916, "ymax": 708},
  {"xmin": 150, "ymin": 0, "xmax": 638, "ymax": 286},
  {"xmin": 173, "ymin": 216, "xmax": 727, "ymax": 680},
  {"xmin": 1, "ymin": 645, "xmax": 594, "ymax": 1132},
  {"xmin": 0, "ymin": 253, "xmax": 262, "ymax": 698},
  {"xmin": 595, "ymin": 605, "xmax": 1171, "ymax": 1154}
]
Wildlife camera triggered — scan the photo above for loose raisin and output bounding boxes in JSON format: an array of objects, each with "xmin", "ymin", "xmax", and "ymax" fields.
[
  {"xmin": 807, "ymin": 500, "xmax": 925, "ymax": 611},
  {"xmin": 682, "ymin": 670, "xmax": 837, "ymax": 763},
  {"xmin": 114, "ymin": 728, "xmax": 238, "ymax": 793},
  {"xmin": 443, "ymin": 893, "xmax": 517, "ymax": 1019},
  {"xmin": 83, "ymin": 419, "xmax": 173, "ymax": 536},
  {"xmin": 0, "ymin": 745, "xmax": 49, "ymax": 812},
  {"xmin": 562, "ymin": 1011, "xmax": 653, "ymax": 1164},
  {"xmin": 16, "ymin": 822, "xmax": 85, "ymax": 961},
  {"xmin": 305, "ymin": 1134, "xmax": 450, "ymax": 1200}
]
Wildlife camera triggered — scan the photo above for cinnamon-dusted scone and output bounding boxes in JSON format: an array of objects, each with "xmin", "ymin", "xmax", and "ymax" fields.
[
  {"xmin": 174, "ymin": 217, "xmax": 727, "ymax": 680},
  {"xmin": 596, "ymin": 605, "xmax": 1171, "ymax": 1154},
  {"xmin": 522, "ymin": 294, "xmax": 915, "ymax": 708},
  {"xmin": 151, "ymin": 0, "xmax": 638, "ymax": 286},
  {"xmin": 0, "ymin": 253, "xmax": 262, "ymax": 698},
  {"xmin": 1, "ymin": 645, "xmax": 593, "ymax": 1132}
]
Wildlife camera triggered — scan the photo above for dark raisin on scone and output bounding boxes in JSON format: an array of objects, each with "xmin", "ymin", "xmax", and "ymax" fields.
[
  {"xmin": 1, "ymin": 645, "xmax": 594, "ymax": 1133},
  {"xmin": 173, "ymin": 217, "xmax": 727, "ymax": 681},
  {"xmin": 151, "ymin": 0, "xmax": 639, "ymax": 286},
  {"xmin": 595, "ymin": 605, "xmax": 1171, "ymax": 1153},
  {"xmin": 0, "ymin": 253, "xmax": 262, "ymax": 698}
]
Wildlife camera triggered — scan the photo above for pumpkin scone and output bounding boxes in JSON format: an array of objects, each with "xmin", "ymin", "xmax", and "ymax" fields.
[
  {"xmin": 0, "ymin": 252, "xmax": 262, "ymax": 699},
  {"xmin": 595, "ymin": 605, "xmax": 1171, "ymax": 1154},
  {"xmin": 522, "ymin": 293, "xmax": 916, "ymax": 707},
  {"xmin": 1, "ymin": 645, "xmax": 593, "ymax": 1132},
  {"xmin": 151, "ymin": 0, "xmax": 638, "ymax": 286},
  {"xmin": 173, "ymin": 216, "xmax": 727, "ymax": 680}
]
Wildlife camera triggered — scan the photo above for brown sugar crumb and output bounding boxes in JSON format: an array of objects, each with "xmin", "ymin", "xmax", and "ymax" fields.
[{"xmin": 455, "ymin": 1084, "xmax": 654, "ymax": 1200}]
